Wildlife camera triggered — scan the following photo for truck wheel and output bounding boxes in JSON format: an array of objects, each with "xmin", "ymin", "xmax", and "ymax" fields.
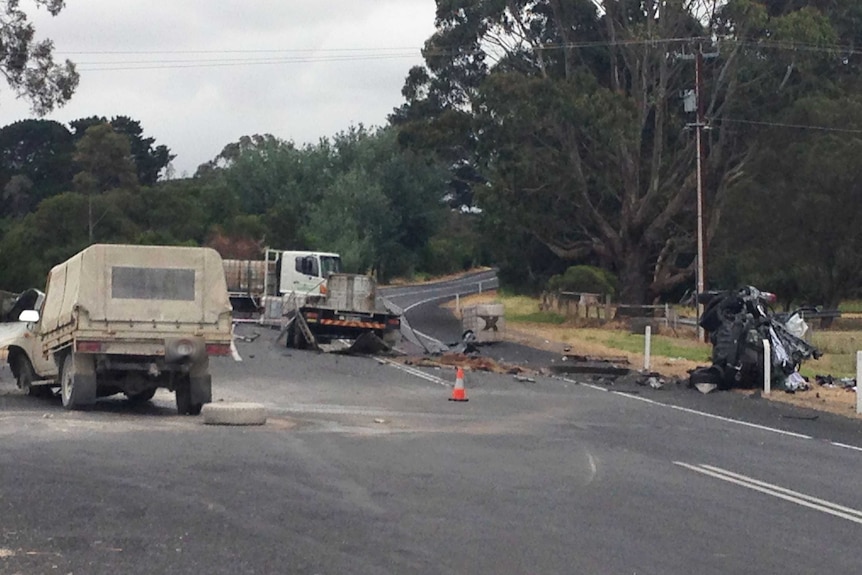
[
  {"xmin": 293, "ymin": 324, "xmax": 307, "ymax": 350},
  {"xmin": 175, "ymin": 377, "xmax": 203, "ymax": 415},
  {"xmin": 60, "ymin": 353, "xmax": 97, "ymax": 410},
  {"xmin": 16, "ymin": 356, "xmax": 52, "ymax": 398},
  {"xmin": 126, "ymin": 388, "xmax": 157, "ymax": 403}
]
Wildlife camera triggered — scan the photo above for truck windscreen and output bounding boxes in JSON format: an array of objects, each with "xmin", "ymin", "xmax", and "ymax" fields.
[
  {"xmin": 320, "ymin": 256, "xmax": 342, "ymax": 277},
  {"xmin": 112, "ymin": 267, "xmax": 195, "ymax": 301}
]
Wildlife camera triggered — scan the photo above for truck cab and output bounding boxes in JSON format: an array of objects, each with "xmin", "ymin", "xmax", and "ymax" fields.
[{"xmin": 277, "ymin": 250, "xmax": 342, "ymax": 297}]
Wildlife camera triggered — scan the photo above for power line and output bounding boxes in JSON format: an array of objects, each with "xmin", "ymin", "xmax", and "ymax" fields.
[
  {"xmin": 60, "ymin": 47, "xmax": 422, "ymax": 55},
  {"xmin": 719, "ymin": 118, "xmax": 862, "ymax": 134},
  {"xmin": 74, "ymin": 52, "xmax": 420, "ymax": 72},
  {"xmin": 63, "ymin": 35, "xmax": 862, "ymax": 73}
]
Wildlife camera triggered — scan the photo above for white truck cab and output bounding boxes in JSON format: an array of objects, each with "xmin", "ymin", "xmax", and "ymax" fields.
[{"xmin": 277, "ymin": 251, "xmax": 342, "ymax": 297}]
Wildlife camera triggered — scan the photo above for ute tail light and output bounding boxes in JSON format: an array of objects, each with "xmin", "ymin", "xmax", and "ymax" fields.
[
  {"xmin": 76, "ymin": 340, "xmax": 103, "ymax": 353},
  {"xmin": 304, "ymin": 311, "xmax": 319, "ymax": 322},
  {"xmin": 386, "ymin": 317, "xmax": 401, "ymax": 327},
  {"xmin": 319, "ymin": 283, "xmax": 328, "ymax": 295},
  {"xmin": 206, "ymin": 343, "xmax": 232, "ymax": 356}
]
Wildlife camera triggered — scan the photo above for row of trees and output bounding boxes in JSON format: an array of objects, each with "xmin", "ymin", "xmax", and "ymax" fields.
[
  {"xmin": 2, "ymin": 1, "xmax": 862, "ymax": 308},
  {"xmin": 0, "ymin": 118, "xmax": 481, "ymax": 292}
]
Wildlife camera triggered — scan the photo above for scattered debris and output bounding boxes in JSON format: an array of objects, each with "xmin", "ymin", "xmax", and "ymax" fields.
[
  {"xmin": 514, "ymin": 375, "xmax": 536, "ymax": 383},
  {"xmin": 695, "ymin": 383, "xmax": 718, "ymax": 394},
  {"xmin": 233, "ymin": 332, "xmax": 261, "ymax": 343},
  {"xmin": 396, "ymin": 352, "xmax": 538, "ymax": 378},
  {"xmin": 563, "ymin": 354, "xmax": 630, "ymax": 365},
  {"xmin": 373, "ymin": 418, "xmax": 387, "ymax": 424},
  {"xmin": 548, "ymin": 356, "xmax": 630, "ymax": 377},
  {"xmin": 815, "ymin": 375, "xmax": 856, "ymax": 389}
]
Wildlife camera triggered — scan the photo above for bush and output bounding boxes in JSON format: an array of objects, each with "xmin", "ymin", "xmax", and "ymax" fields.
[{"xmin": 547, "ymin": 265, "xmax": 617, "ymax": 295}]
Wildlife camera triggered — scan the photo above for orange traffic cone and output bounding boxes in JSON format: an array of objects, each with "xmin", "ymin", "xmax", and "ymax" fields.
[{"xmin": 449, "ymin": 367, "xmax": 469, "ymax": 402}]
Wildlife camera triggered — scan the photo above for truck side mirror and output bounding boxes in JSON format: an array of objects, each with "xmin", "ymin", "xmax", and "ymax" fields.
[{"xmin": 18, "ymin": 309, "xmax": 39, "ymax": 323}]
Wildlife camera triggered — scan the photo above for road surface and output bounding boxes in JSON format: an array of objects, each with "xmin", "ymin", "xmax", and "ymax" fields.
[{"xmin": 0, "ymin": 271, "xmax": 860, "ymax": 574}]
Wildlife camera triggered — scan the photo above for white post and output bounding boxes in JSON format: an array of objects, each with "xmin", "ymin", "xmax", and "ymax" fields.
[
  {"xmin": 856, "ymin": 351, "xmax": 862, "ymax": 415},
  {"xmin": 763, "ymin": 338, "xmax": 771, "ymax": 395},
  {"xmin": 643, "ymin": 326, "xmax": 652, "ymax": 372},
  {"xmin": 455, "ymin": 294, "xmax": 461, "ymax": 316},
  {"xmin": 478, "ymin": 281, "xmax": 483, "ymax": 294}
]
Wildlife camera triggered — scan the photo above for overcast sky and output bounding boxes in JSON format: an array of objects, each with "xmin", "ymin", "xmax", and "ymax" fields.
[{"xmin": 0, "ymin": 1, "xmax": 436, "ymax": 177}]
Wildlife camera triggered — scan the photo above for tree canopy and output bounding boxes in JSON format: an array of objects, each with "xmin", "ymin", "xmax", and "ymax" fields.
[
  {"xmin": 392, "ymin": 0, "xmax": 861, "ymax": 303},
  {"xmin": 2, "ymin": 1, "xmax": 862, "ymax": 308},
  {"xmin": 0, "ymin": 0, "xmax": 78, "ymax": 114}
]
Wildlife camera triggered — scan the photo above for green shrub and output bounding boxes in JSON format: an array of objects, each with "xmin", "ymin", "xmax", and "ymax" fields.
[{"xmin": 548, "ymin": 265, "xmax": 617, "ymax": 295}]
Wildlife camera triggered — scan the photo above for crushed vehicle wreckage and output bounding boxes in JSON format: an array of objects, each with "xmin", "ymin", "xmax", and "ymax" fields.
[{"xmin": 691, "ymin": 286, "xmax": 822, "ymax": 392}]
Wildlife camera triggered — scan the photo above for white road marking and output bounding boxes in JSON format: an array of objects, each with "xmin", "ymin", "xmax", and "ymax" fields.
[
  {"xmin": 586, "ymin": 452, "xmax": 598, "ymax": 485},
  {"xmin": 563, "ymin": 377, "xmax": 813, "ymax": 440},
  {"xmin": 380, "ymin": 358, "xmax": 452, "ymax": 387},
  {"xmin": 675, "ymin": 462, "xmax": 862, "ymax": 525},
  {"xmin": 831, "ymin": 441, "xmax": 862, "ymax": 453},
  {"xmin": 230, "ymin": 339, "xmax": 243, "ymax": 362},
  {"xmin": 611, "ymin": 391, "xmax": 813, "ymax": 439}
]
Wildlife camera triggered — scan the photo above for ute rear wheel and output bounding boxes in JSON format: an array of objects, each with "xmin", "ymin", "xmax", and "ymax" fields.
[{"xmin": 60, "ymin": 353, "xmax": 96, "ymax": 410}]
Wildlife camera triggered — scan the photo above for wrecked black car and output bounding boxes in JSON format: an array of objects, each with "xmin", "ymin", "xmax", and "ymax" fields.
[{"xmin": 692, "ymin": 286, "xmax": 821, "ymax": 391}]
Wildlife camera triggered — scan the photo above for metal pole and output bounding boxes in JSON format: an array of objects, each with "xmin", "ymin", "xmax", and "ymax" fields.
[
  {"xmin": 695, "ymin": 46, "xmax": 706, "ymax": 342},
  {"xmin": 763, "ymin": 338, "xmax": 771, "ymax": 395},
  {"xmin": 856, "ymin": 351, "xmax": 862, "ymax": 414},
  {"xmin": 644, "ymin": 325, "xmax": 652, "ymax": 372}
]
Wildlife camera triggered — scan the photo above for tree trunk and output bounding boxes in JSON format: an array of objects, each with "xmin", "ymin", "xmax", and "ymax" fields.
[{"xmin": 617, "ymin": 244, "xmax": 651, "ymax": 304}]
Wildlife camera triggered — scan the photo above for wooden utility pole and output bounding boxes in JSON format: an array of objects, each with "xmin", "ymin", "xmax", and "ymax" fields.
[
  {"xmin": 694, "ymin": 46, "xmax": 706, "ymax": 341},
  {"xmin": 679, "ymin": 43, "xmax": 717, "ymax": 341}
]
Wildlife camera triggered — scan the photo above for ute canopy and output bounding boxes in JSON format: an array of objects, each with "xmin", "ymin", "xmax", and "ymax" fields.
[{"xmin": 40, "ymin": 244, "xmax": 231, "ymax": 333}]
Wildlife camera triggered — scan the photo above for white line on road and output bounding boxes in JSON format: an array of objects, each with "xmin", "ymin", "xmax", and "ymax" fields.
[
  {"xmin": 831, "ymin": 441, "xmax": 862, "ymax": 453},
  {"xmin": 611, "ymin": 391, "xmax": 813, "ymax": 439},
  {"xmin": 675, "ymin": 462, "xmax": 862, "ymax": 525},
  {"xmin": 379, "ymin": 358, "xmax": 452, "ymax": 387},
  {"xmin": 563, "ymin": 378, "xmax": 813, "ymax": 440}
]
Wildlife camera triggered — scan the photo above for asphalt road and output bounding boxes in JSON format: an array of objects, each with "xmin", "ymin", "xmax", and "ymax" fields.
[{"xmin": 1, "ymin": 272, "xmax": 861, "ymax": 574}]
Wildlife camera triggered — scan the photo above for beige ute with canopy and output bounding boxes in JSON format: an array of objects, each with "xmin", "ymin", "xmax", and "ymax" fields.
[{"xmin": 2, "ymin": 244, "xmax": 233, "ymax": 414}]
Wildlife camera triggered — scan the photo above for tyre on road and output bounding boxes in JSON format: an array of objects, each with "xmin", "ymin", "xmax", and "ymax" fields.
[
  {"xmin": 126, "ymin": 388, "xmax": 157, "ymax": 403},
  {"xmin": 201, "ymin": 402, "xmax": 267, "ymax": 426},
  {"xmin": 60, "ymin": 352, "xmax": 97, "ymax": 410},
  {"xmin": 175, "ymin": 375, "xmax": 205, "ymax": 415}
]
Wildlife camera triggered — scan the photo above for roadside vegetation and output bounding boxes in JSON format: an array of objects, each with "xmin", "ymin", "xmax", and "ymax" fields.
[{"xmin": 2, "ymin": 1, "xmax": 862, "ymax": 345}]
